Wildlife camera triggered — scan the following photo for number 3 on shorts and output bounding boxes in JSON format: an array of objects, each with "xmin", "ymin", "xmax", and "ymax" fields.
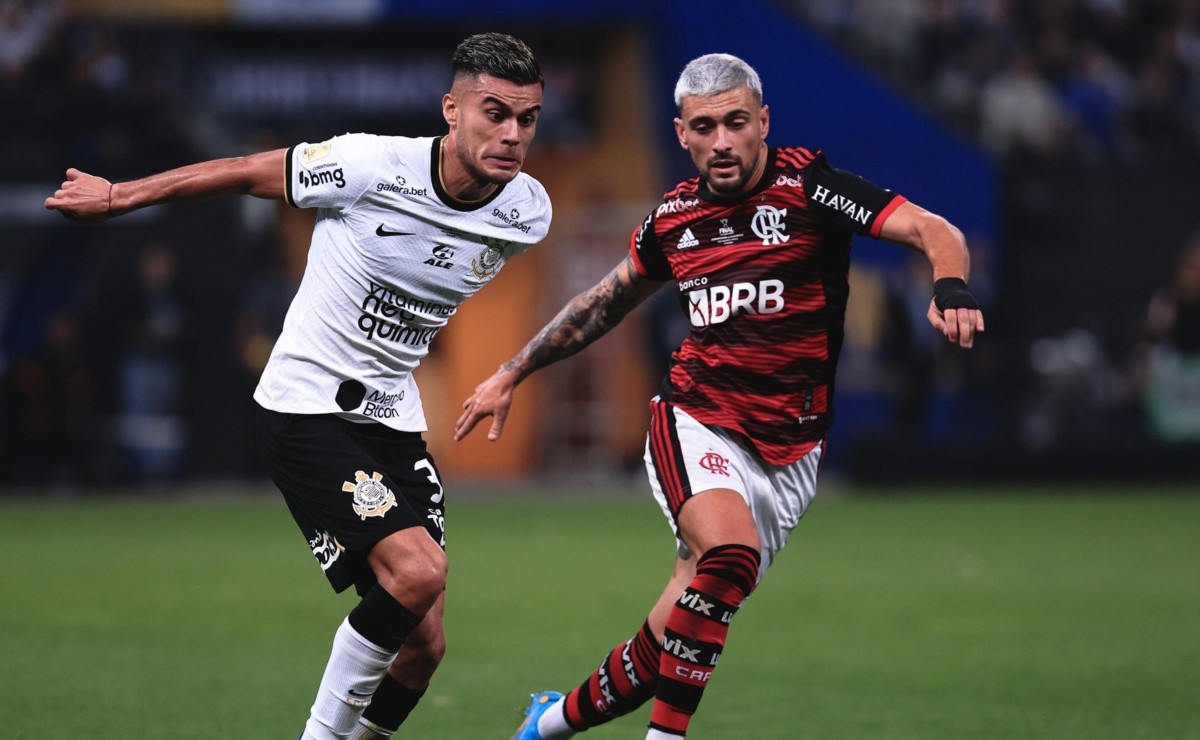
[{"xmin": 414, "ymin": 458, "xmax": 444, "ymax": 503}]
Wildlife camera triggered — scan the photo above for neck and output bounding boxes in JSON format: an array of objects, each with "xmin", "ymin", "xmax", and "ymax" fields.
[{"xmin": 438, "ymin": 137, "xmax": 496, "ymax": 203}]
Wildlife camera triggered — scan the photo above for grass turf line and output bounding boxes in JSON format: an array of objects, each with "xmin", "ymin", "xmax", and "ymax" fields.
[{"xmin": 0, "ymin": 487, "xmax": 1197, "ymax": 738}]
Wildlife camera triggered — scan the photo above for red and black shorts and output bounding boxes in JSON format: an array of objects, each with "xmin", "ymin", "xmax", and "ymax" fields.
[{"xmin": 256, "ymin": 405, "xmax": 446, "ymax": 595}]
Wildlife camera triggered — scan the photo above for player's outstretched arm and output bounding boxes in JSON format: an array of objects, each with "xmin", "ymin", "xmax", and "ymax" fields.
[
  {"xmin": 454, "ymin": 254, "xmax": 662, "ymax": 442},
  {"xmin": 878, "ymin": 200, "xmax": 986, "ymax": 349},
  {"xmin": 45, "ymin": 149, "xmax": 288, "ymax": 223}
]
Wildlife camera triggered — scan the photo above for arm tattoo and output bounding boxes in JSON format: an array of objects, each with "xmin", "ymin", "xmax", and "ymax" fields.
[{"xmin": 502, "ymin": 255, "xmax": 658, "ymax": 381}]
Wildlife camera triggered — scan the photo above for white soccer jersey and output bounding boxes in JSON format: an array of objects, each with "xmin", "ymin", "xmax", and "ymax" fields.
[{"xmin": 252, "ymin": 133, "xmax": 552, "ymax": 431}]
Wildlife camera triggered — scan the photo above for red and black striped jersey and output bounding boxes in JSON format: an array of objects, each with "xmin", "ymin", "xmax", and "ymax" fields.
[{"xmin": 630, "ymin": 146, "xmax": 906, "ymax": 465}]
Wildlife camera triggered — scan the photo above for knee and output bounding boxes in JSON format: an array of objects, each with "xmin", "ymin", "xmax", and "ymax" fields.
[
  {"xmin": 373, "ymin": 545, "xmax": 448, "ymax": 614},
  {"xmin": 697, "ymin": 543, "xmax": 761, "ymax": 598}
]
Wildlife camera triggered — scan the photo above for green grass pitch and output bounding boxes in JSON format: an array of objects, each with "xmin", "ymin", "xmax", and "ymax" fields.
[{"xmin": 1, "ymin": 484, "xmax": 1198, "ymax": 739}]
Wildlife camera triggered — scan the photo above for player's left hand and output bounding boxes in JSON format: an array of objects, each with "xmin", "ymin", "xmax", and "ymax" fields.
[
  {"xmin": 928, "ymin": 300, "xmax": 985, "ymax": 348},
  {"xmin": 928, "ymin": 278, "xmax": 985, "ymax": 349},
  {"xmin": 454, "ymin": 368, "xmax": 520, "ymax": 442}
]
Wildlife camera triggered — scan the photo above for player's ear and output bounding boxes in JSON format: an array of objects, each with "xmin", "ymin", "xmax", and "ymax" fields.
[
  {"xmin": 760, "ymin": 104, "xmax": 770, "ymax": 141},
  {"xmin": 442, "ymin": 93, "xmax": 458, "ymax": 128},
  {"xmin": 674, "ymin": 118, "xmax": 687, "ymax": 148}
]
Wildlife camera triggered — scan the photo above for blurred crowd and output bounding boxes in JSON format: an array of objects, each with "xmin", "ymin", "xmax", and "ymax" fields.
[
  {"xmin": 0, "ymin": 0, "xmax": 195, "ymax": 182},
  {"xmin": 3, "ymin": 0, "xmax": 1199, "ymax": 488},
  {"xmin": 795, "ymin": 0, "xmax": 1200, "ymax": 165}
]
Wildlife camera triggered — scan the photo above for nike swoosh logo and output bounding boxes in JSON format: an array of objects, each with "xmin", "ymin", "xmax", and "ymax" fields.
[
  {"xmin": 376, "ymin": 224, "xmax": 415, "ymax": 237},
  {"xmin": 348, "ymin": 688, "xmax": 373, "ymax": 698}
]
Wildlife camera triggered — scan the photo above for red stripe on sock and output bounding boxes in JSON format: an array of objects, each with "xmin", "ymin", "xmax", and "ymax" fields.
[{"xmin": 650, "ymin": 545, "xmax": 761, "ymax": 736}]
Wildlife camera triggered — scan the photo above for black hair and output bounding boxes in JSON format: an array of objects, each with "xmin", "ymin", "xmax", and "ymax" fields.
[{"xmin": 451, "ymin": 32, "xmax": 543, "ymax": 88}]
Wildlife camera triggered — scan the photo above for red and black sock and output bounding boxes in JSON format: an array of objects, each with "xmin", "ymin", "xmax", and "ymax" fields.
[
  {"xmin": 563, "ymin": 621, "xmax": 661, "ymax": 730},
  {"xmin": 650, "ymin": 544, "xmax": 760, "ymax": 737}
]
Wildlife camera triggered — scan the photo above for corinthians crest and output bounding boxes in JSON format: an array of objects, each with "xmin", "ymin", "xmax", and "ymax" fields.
[
  {"xmin": 471, "ymin": 237, "xmax": 512, "ymax": 279},
  {"xmin": 342, "ymin": 470, "xmax": 397, "ymax": 520}
]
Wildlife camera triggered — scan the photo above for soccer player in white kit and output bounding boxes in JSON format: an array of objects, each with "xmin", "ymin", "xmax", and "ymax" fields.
[
  {"xmin": 456, "ymin": 53, "xmax": 985, "ymax": 739},
  {"xmin": 45, "ymin": 32, "xmax": 550, "ymax": 740}
]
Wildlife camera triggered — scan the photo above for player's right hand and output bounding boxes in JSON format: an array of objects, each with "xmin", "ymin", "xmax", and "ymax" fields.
[
  {"xmin": 454, "ymin": 368, "xmax": 520, "ymax": 442},
  {"xmin": 44, "ymin": 168, "xmax": 115, "ymax": 223}
]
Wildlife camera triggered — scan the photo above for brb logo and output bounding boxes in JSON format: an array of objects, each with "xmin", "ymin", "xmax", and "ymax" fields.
[{"xmin": 687, "ymin": 279, "xmax": 785, "ymax": 327}]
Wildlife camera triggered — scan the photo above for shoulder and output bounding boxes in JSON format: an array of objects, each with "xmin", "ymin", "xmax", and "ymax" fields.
[
  {"xmin": 643, "ymin": 177, "xmax": 702, "ymax": 224},
  {"xmin": 662, "ymin": 177, "xmax": 701, "ymax": 203},
  {"xmin": 496, "ymin": 173, "xmax": 553, "ymax": 240},
  {"xmin": 294, "ymin": 133, "xmax": 389, "ymax": 175},
  {"xmin": 513, "ymin": 171, "xmax": 551, "ymax": 208},
  {"xmin": 775, "ymin": 145, "xmax": 823, "ymax": 173}
]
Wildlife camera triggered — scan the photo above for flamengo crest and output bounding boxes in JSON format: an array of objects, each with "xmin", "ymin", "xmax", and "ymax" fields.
[
  {"xmin": 342, "ymin": 470, "xmax": 397, "ymax": 520},
  {"xmin": 698, "ymin": 452, "xmax": 731, "ymax": 476}
]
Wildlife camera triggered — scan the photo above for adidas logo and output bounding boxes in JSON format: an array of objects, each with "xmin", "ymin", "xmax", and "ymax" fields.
[{"xmin": 678, "ymin": 228, "xmax": 700, "ymax": 249}]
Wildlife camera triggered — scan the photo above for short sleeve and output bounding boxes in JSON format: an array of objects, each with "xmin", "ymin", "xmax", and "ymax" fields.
[
  {"xmin": 803, "ymin": 153, "xmax": 906, "ymax": 237},
  {"xmin": 286, "ymin": 133, "xmax": 383, "ymax": 212},
  {"xmin": 629, "ymin": 211, "xmax": 672, "ymax": 281}
]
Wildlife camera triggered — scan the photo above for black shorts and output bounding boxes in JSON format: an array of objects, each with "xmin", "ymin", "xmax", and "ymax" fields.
[{"xmin": 255, "ymin": 406, "xmax": 446, "ymax": 595}]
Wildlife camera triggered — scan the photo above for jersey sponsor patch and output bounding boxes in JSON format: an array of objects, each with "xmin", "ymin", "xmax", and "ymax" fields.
[
  {"xmin": 308, "ymin": 529, "xmax": 345, "ymax": 571},
  {"xmin": 301, "ymin": 140, "xmax": 333, "ymax": 164},
  {"xmin": 686, "ymin": 279, "xmax": 786, "ymax": 327}
]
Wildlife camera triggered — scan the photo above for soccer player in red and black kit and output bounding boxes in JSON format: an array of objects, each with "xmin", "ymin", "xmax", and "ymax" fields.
[{"xmin": 455, "ymin": 53, "xmax": 985, "ymax": 739}]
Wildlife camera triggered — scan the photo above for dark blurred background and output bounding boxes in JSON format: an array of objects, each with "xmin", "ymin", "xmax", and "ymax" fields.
[{"xmin": 2, "ymin": 0, "xmax": 1199, "ymax": 492}]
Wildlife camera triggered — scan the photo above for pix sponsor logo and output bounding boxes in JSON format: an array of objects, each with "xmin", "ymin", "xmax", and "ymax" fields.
[{"xmin": 655, "ymin": 197, "xmax": 700, "ymax": 217}]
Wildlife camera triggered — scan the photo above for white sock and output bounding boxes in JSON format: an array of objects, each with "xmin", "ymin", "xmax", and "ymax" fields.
[
  {"xmin": 347, "ymin": 717, "xmax": 393, "ymax": 739},
  {"xmin": 537, "ymin": 697, "xmax": 576, "ymax": 739},
  {"xmin": 301, "ymin": 618, "xmax": 397, "ymax": 740},
  {"xmin": 646, "ymin": 729, "xmax": 685, "ymax": 739}
]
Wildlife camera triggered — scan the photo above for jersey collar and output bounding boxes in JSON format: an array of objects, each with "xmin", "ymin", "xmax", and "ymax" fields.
[{"xmin": 430, "ymin": 136, "xmax": 509, "ymax": 212}]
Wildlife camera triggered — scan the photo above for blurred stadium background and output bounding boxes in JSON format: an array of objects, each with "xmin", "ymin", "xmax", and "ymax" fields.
[
  {"xmin": 3, "ymin": 2, "xmax": 1200, "ymax": 738},
  {"xmin": 4, "ymin": 0, "xmax": 1200, "ymax": 491}
]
